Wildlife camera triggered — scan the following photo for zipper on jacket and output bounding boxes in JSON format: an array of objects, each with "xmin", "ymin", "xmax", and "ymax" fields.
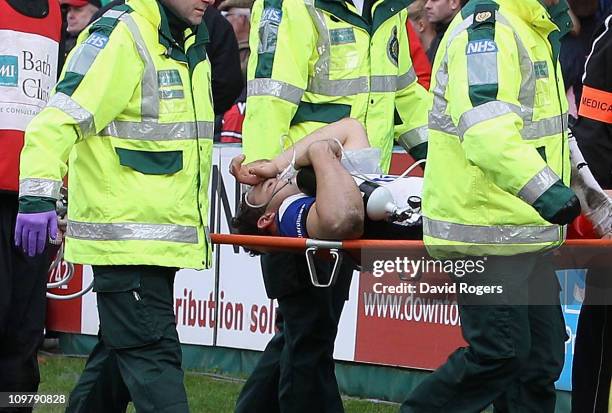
[{"xmin": 187, "ymin": 62, "xmax": 209, "ymax": 265}]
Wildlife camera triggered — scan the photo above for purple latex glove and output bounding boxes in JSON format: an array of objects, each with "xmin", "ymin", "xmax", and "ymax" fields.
[{"xmin": 14, "ymin": 211, "xmax": 58, "ymax": 257}]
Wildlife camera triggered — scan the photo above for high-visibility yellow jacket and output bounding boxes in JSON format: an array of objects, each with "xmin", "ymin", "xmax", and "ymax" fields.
[
  {"xmin": 423, "ymin": 0, "xmax": 576, "ymax": 257},
  {"xmin": 243, "ymin": 0, "xmax": 431, "ymax": 172},
  {"xmin": 19, "ymin": 0, "xmax": 214, "ymax": 269}
]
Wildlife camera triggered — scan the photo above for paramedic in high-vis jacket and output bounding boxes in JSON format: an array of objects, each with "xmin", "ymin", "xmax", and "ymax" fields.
[
  {"xmin": 15, "ymin": 0, "xmax": 215, "ymax": 411},
  {"xmin": 405, "ymin": 0, "xmax": 582, "ymax": 412}
]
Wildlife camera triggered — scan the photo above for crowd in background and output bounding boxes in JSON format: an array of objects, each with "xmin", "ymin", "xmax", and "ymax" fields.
[{"xmin": 54, "ymin": 0, "xmax": 612, "ymax": 140}]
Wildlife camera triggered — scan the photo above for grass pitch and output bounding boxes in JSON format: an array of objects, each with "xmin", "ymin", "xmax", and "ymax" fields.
[{"xmin": 34, "ymin": 354, "xmax": 398, "ymax": 412}]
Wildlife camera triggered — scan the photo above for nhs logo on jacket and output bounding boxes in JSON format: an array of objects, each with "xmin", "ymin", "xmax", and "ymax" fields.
[
  {"xmin": 0, "ymin": 55, "xmax": 18, "ymax": 87},
  {"xmin": 261, "ymin": 8, "xmax": 282, "ymax": 24},
  {"xmin": 466, "ymin": 40, "xmax": 498, "ymax": 55}
]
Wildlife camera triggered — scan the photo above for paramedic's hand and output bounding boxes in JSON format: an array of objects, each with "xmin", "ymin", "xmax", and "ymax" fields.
[
  {"xmin": 15, "ymin": 211, "xmax": 57, "ymax": 257},
  {"xmin": 230, "ymin": 155, "xmax": 277, "ymax": 185}
]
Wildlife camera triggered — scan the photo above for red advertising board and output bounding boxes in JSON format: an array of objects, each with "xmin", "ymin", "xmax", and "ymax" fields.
[{"xmin": 354, "ymin": 268, "xmax": 466, "ymax": 370}]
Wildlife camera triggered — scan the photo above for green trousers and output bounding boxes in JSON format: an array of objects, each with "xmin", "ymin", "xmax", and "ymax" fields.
[
  {"xmin": 235, "ymin": 252, "xmax": 354, "ymax": 413},
  {"xmin": 402, "ymin": 253, "xmax": 566, "ymax": 413},
  {"xmin": 65, "ymin": 266, "xmax": 188, "ymax": 413}
]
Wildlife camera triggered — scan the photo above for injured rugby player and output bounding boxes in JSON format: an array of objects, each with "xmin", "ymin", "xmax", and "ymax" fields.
[{"xmin": 230, "ymin": 118, "xmax": 424, "ymax": 246}]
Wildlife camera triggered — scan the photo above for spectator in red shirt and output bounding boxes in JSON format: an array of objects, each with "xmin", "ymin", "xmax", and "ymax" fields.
[{"xmin": 218, "ymin": 0, "xmax": 252, "ymax": 143}]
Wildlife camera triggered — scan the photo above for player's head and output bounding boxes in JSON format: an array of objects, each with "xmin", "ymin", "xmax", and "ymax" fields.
[{"xmin": 231, "ymin": 177, "xmax": 296, "ymax": 236}]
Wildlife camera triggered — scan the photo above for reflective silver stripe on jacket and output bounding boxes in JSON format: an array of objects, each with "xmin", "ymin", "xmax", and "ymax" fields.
[
  {"xmin": 102, "ymin": 121, "xmax": 214, "ymax": 140},
  {"xmin": 371, "ymin": 70, "xmax": 417, "ymax": 93},
  {"xmin": 19, "ymin": 178, "xmax": 62, "ymax": 199},
  {"xmin": 522, "ymin": 113, "xmax": 567, "ymax": 140},
  {"xmin": 119, "ymin": 13, "xmax": 159, "ymax": 120},
  {"xmin": 457, "ymin": 100, "xmax": 567, "ymax": 141},
  {"xmin": 429, "ymin": 112, "xmax": 458, "ymax": 136},
  {"xmin": 397, "ymin": 67, "xmax": 417, "ymax": 90},
  {"xmin": 467, "ymin": 47, "xmax": 498, "ymax": 86},
  {"xmin": 67, "ymin": 220, "xmax": 199, "ymax": 243},
  {"xmin": 305, "ymin": 0, "xmax": 332, "ymax": 91},
  {"xmin": 457, "ymin": 101, "xmax": 515, "ymax": 138},
  {"xmin": 65, "ymin": 7, "xmax": 127, "ymax": 75},
  {"xmin": 370, "ymin": 75, "xmax": 398, "ymax": 93},
  {"xmin": 398, "ymin": 126, "xmax": 428, "ymax": 150},
  {"xmin": 248, "ymin": 79, "xmax": 304, "ymax": 105},
  {"xmin": 96, "ymin": 14, "xmax": 212, "ymax": 141},
  {"xmin": 517, "ymin": 166, "xmax": 560, "ymax": 205},
  {"xmin": 47, "ymin": 92, "xmax": 96, "ymax": 137},
  {"xmin": 308, "ymin": 76, "xmax": 369, "ymax": 96},
  {"xmin": 428, "ymin": 16, "xmax": 474, "ymax": 135},
  {"xmin": 430, "ymin": 12, "xmax": 566, "ymax": 141},
  {"xmin": 423, "ymin": 217, "xmax": 561, "ymax": 244},
  {"xmin": 102, "ymin": 9, "xmax": 125, "ymax": 19},
  {"xmin": 197, "ymin": 121, "xmax": 214, "ymax": 138},
  {"xmin": 304, "ymin": 1, "xmax": 410, "ymax": 97},
  {"xmin": 66, "ymin": 39, "xmax": 108, "ymax": 76}
]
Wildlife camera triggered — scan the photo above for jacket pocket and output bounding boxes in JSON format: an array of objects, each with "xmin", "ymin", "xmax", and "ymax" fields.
[
  {"xmin": 93, "ymin": 271, "xmax": 161, "ymax": 349},
  {"xmin": 291, "ymin": 101, "xmax": 351, "ymax": 125},
  {"xmin": 115, "ymin": 148, "xmax": 183, "ymax": 175}
]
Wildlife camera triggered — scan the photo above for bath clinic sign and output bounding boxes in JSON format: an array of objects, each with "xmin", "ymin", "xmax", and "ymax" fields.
[{"xmin": 0, "ymin": 29, "xmax": 58, "ymax": 131}]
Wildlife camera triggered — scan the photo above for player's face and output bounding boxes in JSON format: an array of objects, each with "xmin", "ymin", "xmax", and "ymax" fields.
[
  {"xmin": 246, "ymin": 177, "xmax": 300, "ymax": 214},
  {"xmin": 246, "ymin": 178, "xmax": 284, "ymax": 208}
]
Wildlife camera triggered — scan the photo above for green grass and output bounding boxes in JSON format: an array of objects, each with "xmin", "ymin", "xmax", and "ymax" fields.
[{"xmin": 34, "ymin": 354, "xmax": 398, "ymax": 413}]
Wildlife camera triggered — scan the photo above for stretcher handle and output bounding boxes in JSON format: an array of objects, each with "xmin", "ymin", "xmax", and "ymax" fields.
[{"xmin": 305, "ymin": 247, "xmax": 344, "ymax": 288}]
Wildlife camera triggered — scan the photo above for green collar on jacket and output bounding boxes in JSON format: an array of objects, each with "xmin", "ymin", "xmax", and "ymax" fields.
[
  {"xmin": 125, "ymin": 0, "xmax": 209, "ymax": 65},
  {"xmin": 314, "ymin": 0, "xmax": 409, "ymax": 34}
]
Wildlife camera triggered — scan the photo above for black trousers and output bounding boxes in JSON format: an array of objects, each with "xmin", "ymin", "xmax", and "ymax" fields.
[
  {"xmin": 66, "ymin": 266, "xmax": 188, "ymax": 413},
  {"xmin": 0, "ymin": 193, "xmax": 49, "ymax": 413},
  {"xmin": 235, "ymin": 252, "xmax": 354, "ymax": 413},
  {"xmin": 572, "ymin": 268, "xmax": 612, "ymax": 413},
  {"xmin": 402, "ymin": 253, "xmax": 566, "ymax": 413}
]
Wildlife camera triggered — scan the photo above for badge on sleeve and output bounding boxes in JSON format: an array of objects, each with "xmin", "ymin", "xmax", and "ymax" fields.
[
  {"xmin": 472, "ymin": 3, "xmax": 497, "ymax": 28},
  {"xmin": 475, "ymin": 11, "xmax": 493, "ymax": 24},
  {"xmin": 387, "ymin": 26, "xmax": 399, "ymax": 67}
]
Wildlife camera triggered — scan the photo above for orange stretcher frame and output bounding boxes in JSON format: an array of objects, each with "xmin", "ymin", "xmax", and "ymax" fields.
[
  {"xmin": 210, "ymin": 233, "xmax": 612, "ymax": 287},
  {"xmin": 211, "ymin": 233, "xmax": 612, "ymax": 250}
]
